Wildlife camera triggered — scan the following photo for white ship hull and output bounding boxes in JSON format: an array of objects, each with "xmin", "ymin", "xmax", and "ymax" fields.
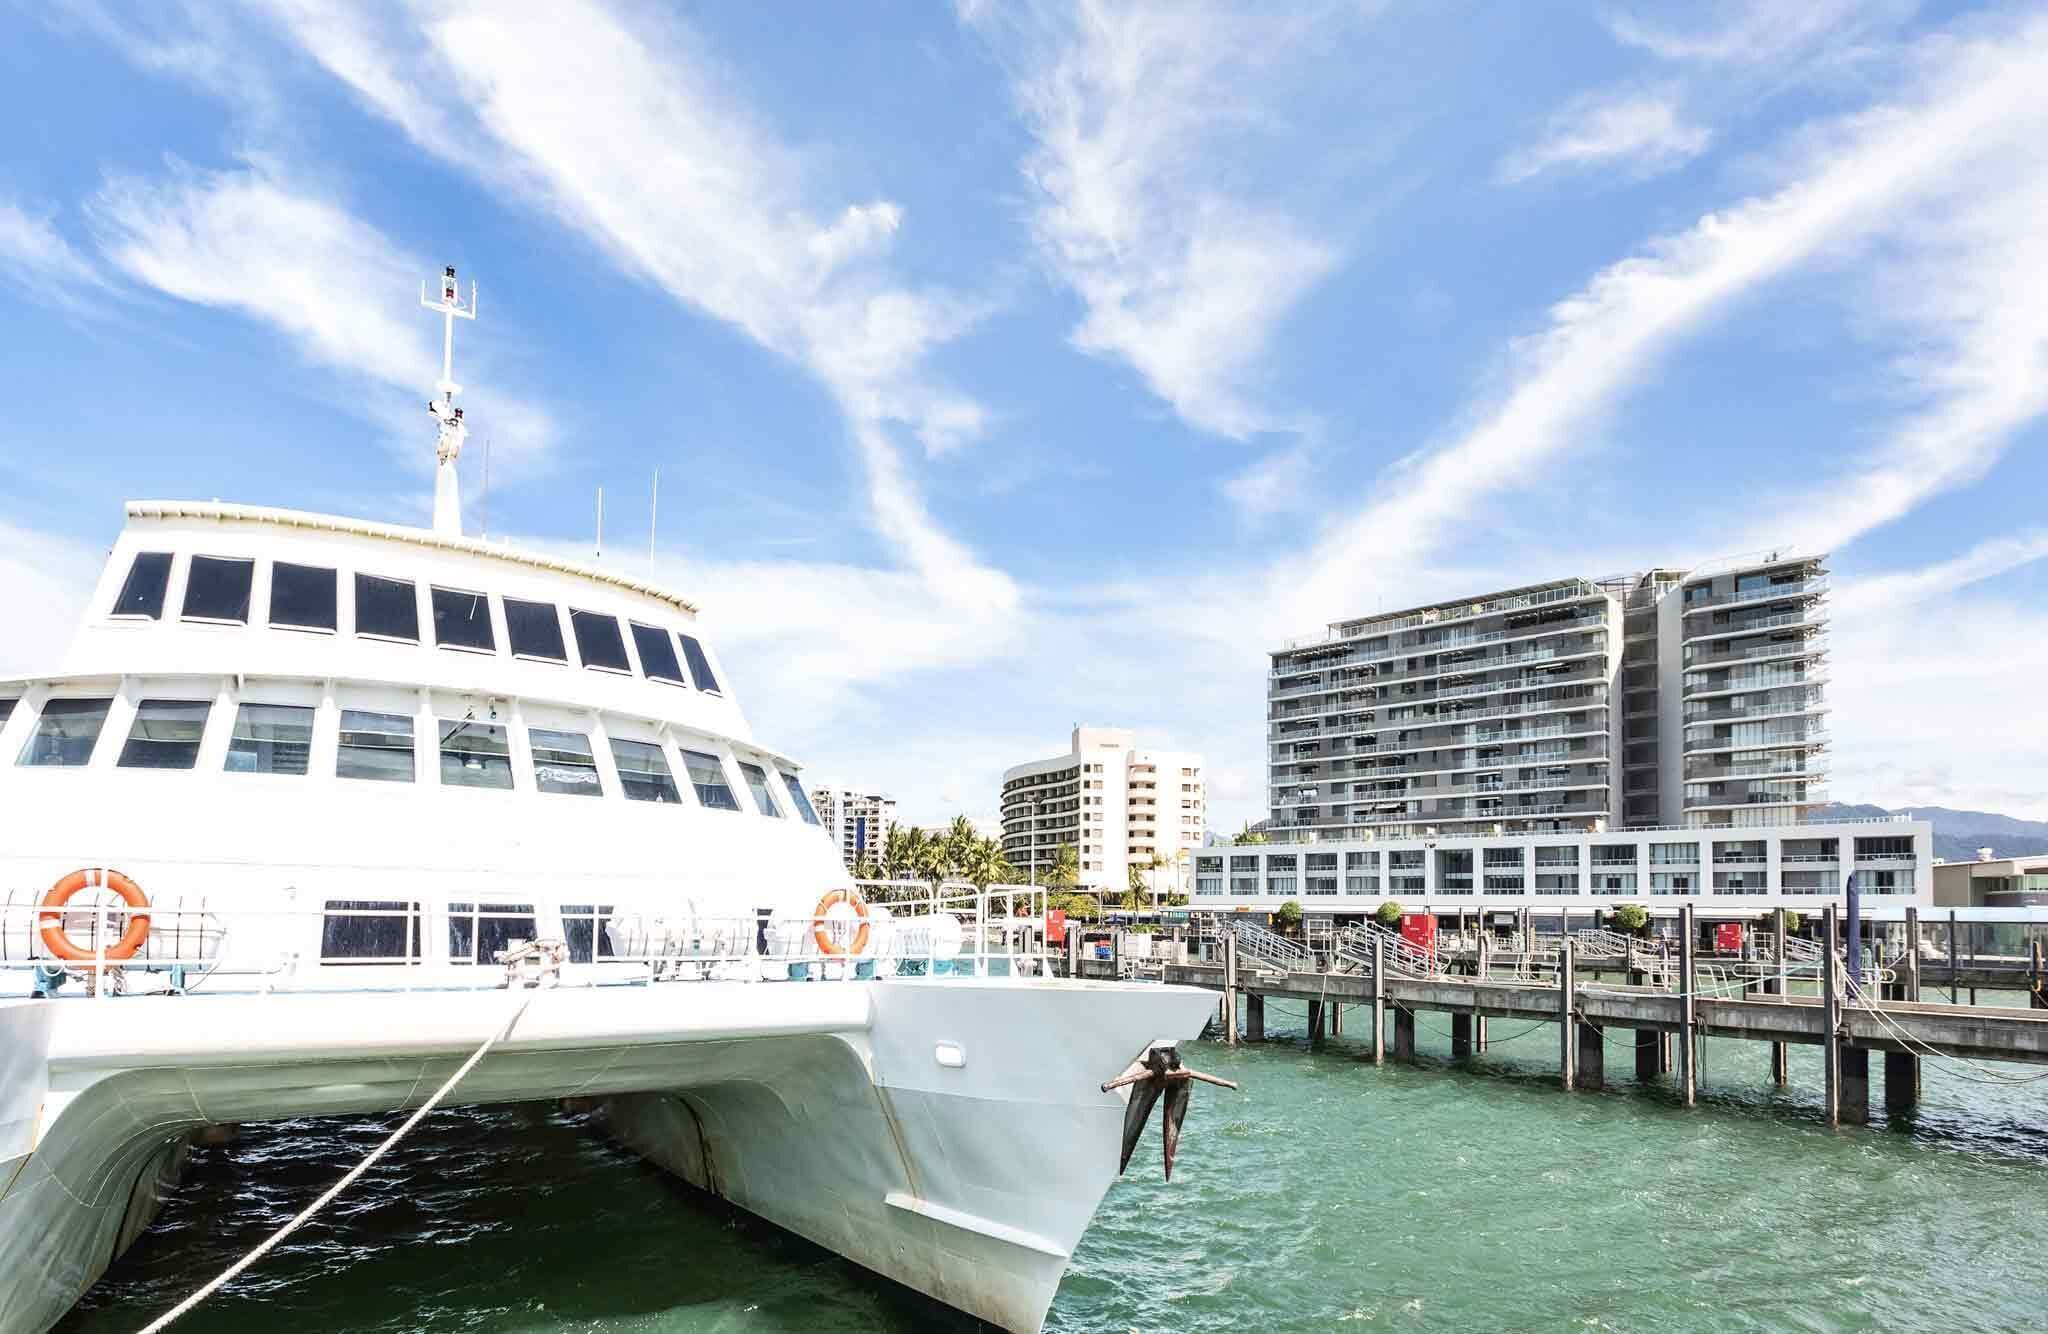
[{"xmin": 0, "ymin": 977, "xmax": 1218, "ymax": 1333}]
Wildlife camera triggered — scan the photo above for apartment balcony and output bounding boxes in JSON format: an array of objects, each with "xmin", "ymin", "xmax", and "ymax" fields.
[
  {"xmin": 1682, "ymin": 630, "xmax": 1827, "ymax": 669},
  {"xmin": 1681, "ymin": 576, "xmax": 1828, "ymax": 613},
  {"xmin": 1681, "ymin": 667, "xmax": 1828, "ymax": 701},
  {"xmin": 1681, "ymin": 690, "xmax": 1826, "ymax": 725},
  {"xmin": 1291, "ymin": 579, "xmax": 1604, "ymax": 646},
  {"xmin": 1680, "ymin": 607, "xmax": 1827, "ymax": 647},
  {"xmin": 1685, "ymin": 756, "xmax": 1827, "ymax": 783},
  {"xmin": 1682, "ymin": 726, "xmax": 1827, "ymax": 755}
]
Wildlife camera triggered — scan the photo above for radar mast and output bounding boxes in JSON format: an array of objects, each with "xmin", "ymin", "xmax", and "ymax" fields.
[{"xmin": 422, "ymin": 265, "xmax": 477, "ymax": 536}]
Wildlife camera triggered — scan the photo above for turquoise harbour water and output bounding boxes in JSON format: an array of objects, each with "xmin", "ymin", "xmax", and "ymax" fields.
[{"xmin": 60, "ymin": 997, "xmax": 2048, "ymax": 1333}]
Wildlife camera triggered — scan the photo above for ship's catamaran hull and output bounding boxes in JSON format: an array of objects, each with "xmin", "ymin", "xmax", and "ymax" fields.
[{"xmin": 0, "ymin": 977, "xmax": 1217, "ymax": 1333}]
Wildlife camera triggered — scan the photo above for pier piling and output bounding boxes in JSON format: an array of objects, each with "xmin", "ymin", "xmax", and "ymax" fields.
[
  {"xmin": 1308, "ymin": 1000, "xmax": 1325, "ymax": 1043},
  {"xmin": 1841, "ymin": 1046, "xmax": 1870, "ymax": 1124},
  {"xmin": 1451, "ymin": 1012, "xmax": 1472, "ymax": 1059},
  {"xmin": 1887, "ymin": 905, "xmax": 1922, "ymax": 1113},
  {"xmin": 1823, "ymin": 907, "xmax": 1841, "ymax": 1128},
  {"xmin": 1246, "ymin": 994, "xmax": 1265, "ymax": 1043},
  {"xmin": 1577, "ymin": 1020, "xmax": 1604, "ymax": 1089},
  {"xmin": 1223, "ymin": 934, "xmax": 1239, "ymax": 1047},
  {"xmin": 1371, "ymin": 937, "xmax": 1387, "ymax": 1066},
  {"xmin": 1558, "ymin": 940, "xmax": 1577, "ymax": 1092},
  {"xmin": 1769, "ymin": 907, "xmax": 1789, "ymax": 1086},
  {"xmin": 1679, "ymin": 906, "xmax": 1697, "ymax": 1107},
  {"xmin": 1393, "ymin": 1007, "xmax": 1415, "ymax": 1062}
]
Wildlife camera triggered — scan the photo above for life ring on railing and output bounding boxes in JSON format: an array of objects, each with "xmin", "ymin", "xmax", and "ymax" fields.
[
  {"xmin": 812, "ymin": 888, "xmax": 871, "ymax": 957},
  {"xmin": 38, "ymin": 868, "xmax": 152, "ymax": 962}
]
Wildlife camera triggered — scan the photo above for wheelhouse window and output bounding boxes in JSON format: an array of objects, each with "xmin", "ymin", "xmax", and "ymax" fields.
[
  {"xmin": 0, "ymin": 699, "xmax": 15, "ymax": 726},
  {"xmin": 504, "ymin": 598, "xmax": 567, "ymax": 661},
  {"xmin": 570, "ymin": 610, "xmax": 630, "ymax": 672},
  {"xmin": 630, "ymin": 623, "xmax": 685, "ymax": 685},
  {"xmin": 678, "ymin": 634, "xmax": 720, "ymax": 693},
  {"xmin": 738, "ymin": 761, "xmax": 782, "ymax": 817},
  {"xmin": 336, "ymin": 709, "xmax": 415, "ymax": 782},
  {"xmin": 112, "ymin": 552, "xmax": 172, "ymax": 618},
  {"xmin": 320, "ymin": 899, "xmax": 421, "ymax": 965},
  {"xmin": 610, "ymin": 738, "xmax": 680, "ymax": 803},
  {"xmin": 269, "ymin": 562, "xmax": 337, "ymax": 631},
  {"xmin": 561, "ymin": 903, "xmax": 619, "ymax": 964},
  {"xmin": 17, "ymin": 698, "xmax": 112, "ymax": 767},
  {"xmin": 447, "ymin": 902, "xmax": 538, "ymax": 965},
  {"xmin": 182, "ymin": 556, "xmax": 254, "ymax": 623},
  {"xmin": 780, "ymin": 770, "xmax": 821, "ymax": 825},
  {"xmin": 439, "ymin": 719, "xmax": 513, "ymax": 789},
  {"xmin": 680, "ymin": 748, "xmax": 740, "ymax": 810},
  {"xmin": 225, "ymin": 703, "xmax": 313, "ymax": 775},
  {"xmin": 530, "ymin": 728, "xmax": 601, "ymax": 796},
  {"xmin": 432, "ymin": 587, "xmax": 495, "ymax": 652},
  {"xmin": 117, "ymin": 699, "xmax": 211, "ymax": 769},
  {"xmin": 354, "ymin": 574, "xmax": 419, "ymax": 641}
]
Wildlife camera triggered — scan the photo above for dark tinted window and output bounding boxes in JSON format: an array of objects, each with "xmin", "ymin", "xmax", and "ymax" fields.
[
  {"xmin": 561, "ymin": 903, "xmax": 619, "ymax": 963},
  {"xmin": 681, "ymin": 748, "xmax": 740, "ymax": 811},
  {"xmin": 0, "ymin": 699, "xmax": 15, "ymax": 726},
  {"xmin": 447, "ymin": 902, "xmax": 538, "ymax": 965},
  {"xmin": 610, "ymin": 738, "xmax": 681, "ymax": 803},
  {"xmin": 739, "ymin": 762, "xmax": 782, "ymax": 817},
  {"xmin": 630, "ymin": 622, "xmax": 685, "ymax": 684},
  {"xmin": 432, "ymin": 587, "xmax": 495, "ymax": 652},
  {"xmin": 780, "ymin": 771, "xmax": 821, "ymax": 825},
  {"xmin": 113, "ymin": 552, "xmax": 172, "ymax": 618},
  {"xmin": 337, "ymin": 709, "xmax": 414, "ymax": 782},
  {"xmin": 225, "ymin": 703, "xmax": 313, "ymax": 775},
  {"xmin": 320, "ymin": 900, "xmax": 421, "ymax": 964},
  {"xmin": 182, "ymin": 556, "xmax": 254, "ymax": 623},
  {"xmin": 504, "ymin": 598, "xmax": 567, "ymax": 661},
  {"xmin": 270, "ymin": 562, "xmax": 337, "ymax": 630},
  {"xmin": 117, "ymin": 699, "xmax": 211, "ymax": 770},
  {"xmin": 17, "ymin": 698, "xmax": 112, "ymax": 767},
  {"xmin": 679, "ymin": 634, "xmax": 720, "ymax": 693},
  {"xmin": 571, "ymin": 609, "xmax": 630, "ymax": 672},
  {"xmin": 354, "ymin": 574, "xmax": 419, "ymax": 641}
]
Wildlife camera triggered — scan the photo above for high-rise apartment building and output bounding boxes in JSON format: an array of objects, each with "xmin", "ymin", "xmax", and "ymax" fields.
[
  {"xmin": 811, "ymin": 786, "xmax": 896, "ymax": 871},
  {"xmin": 999, "ymin": 726, "xmax": 1205, "ymax": 893},
  {"xmin": 1267, "ymin": 553, "xmax": 1828, "ymax": 837}
]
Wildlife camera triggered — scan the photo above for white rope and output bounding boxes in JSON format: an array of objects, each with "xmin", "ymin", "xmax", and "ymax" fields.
[
  {"xmin": 135, "ymin": 987, "xmax": 540, "ymax": 1334},
  {"xmin": 1841, "ymin": 970, "xmax": 2048, "ymax": 1087}
]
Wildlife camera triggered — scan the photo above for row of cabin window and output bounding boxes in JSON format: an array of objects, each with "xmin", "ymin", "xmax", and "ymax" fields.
[
  {"xmin": 111, "ymin": 552, "xmax": 720, "ymax": 692},
  {"xmin": 2, "ymin": 695, "xmax": 821, "ymax": 823},
  {"xmin": 320, "ymin": 900, "xmax": 620, "ymax": 965}
]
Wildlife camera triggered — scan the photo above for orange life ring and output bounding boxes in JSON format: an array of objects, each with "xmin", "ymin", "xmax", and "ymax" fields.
[
  {"xmin": 38, "ymin": 868, "xmax": 152, "ymax": 963},
  {"xmin": 812, "ymin": 888, "xmax": 871, "ymax": 957}
]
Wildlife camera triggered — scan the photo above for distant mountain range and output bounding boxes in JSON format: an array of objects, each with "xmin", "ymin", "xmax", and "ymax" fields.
[{"xmin": 1824, "ymin": 804, "xmax": 2048, "ymax": 863}]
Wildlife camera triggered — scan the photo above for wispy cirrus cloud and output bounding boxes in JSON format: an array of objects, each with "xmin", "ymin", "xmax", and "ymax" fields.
[
  {"xmin": 967, "ymin": 0, "xmax": 1345, "ymax": 440},
  {"xmin": 0, "ymin": 199, "xmax": 110, "ymax": 313},
  {"xmin": 1496, "ymin": 86, "xmax": 1710, "ymax": 184},
  {"xmin": 1605, "ymin": 0, "xmax": 1905, "ymax": 67}
]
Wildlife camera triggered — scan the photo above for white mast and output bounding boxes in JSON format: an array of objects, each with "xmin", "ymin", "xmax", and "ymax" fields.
[{"xmin": 421, "ymin": 265, "xmax": 477, "ymax": 536}]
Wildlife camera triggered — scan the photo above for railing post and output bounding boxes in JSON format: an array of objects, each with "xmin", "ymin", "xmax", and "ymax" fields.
[
  {"xmin": 1558, "ymin": 938, "xmax": 1576, "ymax": 1092},
  {"xmin": 1679, "ymin": 904, "xmax": 1696, "ymax": 1107},
  {"xmin": 1371, "ymin": 934, "xmax": 1386, "ymax": 1066}
]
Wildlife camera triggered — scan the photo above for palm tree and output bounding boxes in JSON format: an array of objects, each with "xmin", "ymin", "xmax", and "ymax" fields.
[
  {"xmin": 962, "ymin": 837, "xmax": 1014, "ymax": 890},
  {"xmin": 943, "ymin": 815, "xmax": 978, "ymax": 878},
  {"xmin": 1048, "ymin": 843, "xmax": 1079, "ymax": 889}
]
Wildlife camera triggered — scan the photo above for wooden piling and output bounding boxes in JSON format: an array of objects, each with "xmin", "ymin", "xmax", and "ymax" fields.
[
  {"xmin": 1393, "ymin": 1006, "xmax": 1415, "ymax": 1062},
  {"xmin": 1841, "ymin": 1045, "xmax": 1869, "ymax": 1124},
  {"xmin": 1948, "ymin": 909, "xmax": 1959, "ymax": 1005},
  {"xmin": 1330, "ymin": 1002, "xmax": 1343, "ymax": 1036},
  {"xmin": 1887, "ymin": 905, "xmax": 1921, "ymax": 1113},
  {"xmin": 1767, "ymin": 905, "xmax": 1789, "ymax": 1085},
  {"xmin": 1559, "ymin": 938, "xmax": 1576, "ymax": 1092},
  {"xmin": 1822, "ymin": 906, "xmax": 1841, "ymax": 1128},
  {"xmin": 1308, "ymin": 999, "xmax": 1325, "ymax": 1043},
  {"xmin": 1633, "ymin": 1027, "xmax": 1658, "ymax": 1081},
  {"xmin": 1451, "ymin": 1012, "xmax": 1472, "ymax": 1059},
  {"xmin": 2033, "ymin": 941, "xmax": 2045, "ymax": 1011},
  {"xmin": 1577, "ymin": 1019, "xmax": 1604, "ymax": 1089},
  {"xmin": 1371, "ymin": 935, "xmax": 1386, "ymax": 1066},
  {"xmin": 1223, "ymin": 932, "xmax": 1239, "ymax": 1047},
  {"xmin": 1678, "ymin": 905, "xmax": 1696, "ymax": 1107},
  {"xmin": 1246, "ymin": 993, "xmax": 1265, "ymax": 1042},
  {"xmin": 1474, "ymin": 932, "xmax": 1490, "ymax": 1052}
]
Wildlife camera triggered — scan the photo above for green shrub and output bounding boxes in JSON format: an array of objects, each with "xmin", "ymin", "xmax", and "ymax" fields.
[
  {"xmin": 1374, "ymin": 900, "xmax": 1404, "ymax": 927},
  {"xmin": 1609, "ymin": 903, "xmax": 1649, "ymax": 934},
  {"xmin": 1273, "ymin": 900, "xmax": 1303, "ymax": 934}
]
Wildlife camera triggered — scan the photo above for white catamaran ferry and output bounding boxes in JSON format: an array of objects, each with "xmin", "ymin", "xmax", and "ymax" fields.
[{"xmin": 0, "ymin": 269, "xmax": 1218, "ymax": 1334}]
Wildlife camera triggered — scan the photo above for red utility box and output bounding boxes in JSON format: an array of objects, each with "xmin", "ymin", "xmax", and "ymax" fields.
[
  {"xmin": 1715, "ymin": 922, "xmax": 1744, "ymax": 953},
  {"xmin": 1046, "ymin": 908, "xmax": 1067, "ymax": 945},
  {"xmin": 1400, "ymin": 912, "xmax": 1437, "ymax": 957}
]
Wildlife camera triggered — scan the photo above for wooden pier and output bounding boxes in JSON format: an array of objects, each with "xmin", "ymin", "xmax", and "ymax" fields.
[{"xmin": 1070, "ymin": 905, "xmax": 2048, "ymax": 1127}]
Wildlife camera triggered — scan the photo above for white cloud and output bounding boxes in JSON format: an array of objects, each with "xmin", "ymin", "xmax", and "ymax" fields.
[
  {"xmin": 1221, "ymin": 443, "xmax": 1314, "ymax": 521},
  {"xmin": 1833, "ymin": 530, "xmax": 2048, "ymax": 618},
  {"xmin": 83, "ymin": 159, "xmax": 554, "ymax": 477},
  {"xmin": 1606, "ymin": 0, "xmax": 1896, "ymax": 66},
  {"xmin": 972, "ymin": 0, "xmax": 1341, "ymax": 439},
  {"xmin": 0, "ymin": 199, "xmax": 109, "ymax": 312},
  {"xmin": 0, "ymin": 518, "xmax": 107, "ymax": 677},
  {"xmin": 1497, "ymin": 87, "xmax": 1711, "ymax": 184}
]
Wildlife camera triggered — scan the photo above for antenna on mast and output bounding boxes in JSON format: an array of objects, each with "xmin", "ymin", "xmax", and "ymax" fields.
[{"xmin": 421, "ymin": 264, "xmax": 477, "ymax": 536}]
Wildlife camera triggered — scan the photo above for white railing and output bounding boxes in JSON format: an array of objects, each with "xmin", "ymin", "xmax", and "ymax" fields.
[{"xmin": 1, "ymin": 879, "xmax": 1052, "ymax": 998}]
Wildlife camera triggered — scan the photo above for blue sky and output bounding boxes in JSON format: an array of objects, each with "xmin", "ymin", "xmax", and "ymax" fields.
[{"xmin": 3, "ymin": 1, "xmax": 2046, "ymax": 831}]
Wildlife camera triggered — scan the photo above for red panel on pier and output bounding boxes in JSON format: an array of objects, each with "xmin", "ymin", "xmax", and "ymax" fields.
[
  {"xmin": 1716, "ymin": 922, "xmax": 1744, "ymax": 952},
  {"xmin": 1400, "ymin": 913, "xmax": 1437, "ymax": 956},
  {"xmin": 1046, "ymin": 908, "xmax": 1067, "ymax": 945}
]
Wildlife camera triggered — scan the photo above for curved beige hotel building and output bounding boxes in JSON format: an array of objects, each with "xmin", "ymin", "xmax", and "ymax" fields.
[{"xmin": 1000, "ymin": 726, "xmax": 1205, "ymax": 892}]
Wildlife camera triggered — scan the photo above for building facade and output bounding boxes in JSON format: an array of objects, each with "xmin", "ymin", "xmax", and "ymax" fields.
[
  {"xmin": 1933, "ymin": 851, "xmax": 2048, "ymax": 907},
  {"xmin": 999, "ymin": 726, "xmax": 1204, "ymax": 893},
  {"xmin": 1267, "ymin": 552, "xmax": 1829, "ymax": 839},
  {"xmin": 811, "ymin": 786, "xmax": 896, "ymax": 871}
]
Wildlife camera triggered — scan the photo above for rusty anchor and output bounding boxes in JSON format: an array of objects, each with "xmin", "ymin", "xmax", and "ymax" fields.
[{"xmin": 1101, "ymin": 1044, "xmax": 1239, "ymax": 1181}]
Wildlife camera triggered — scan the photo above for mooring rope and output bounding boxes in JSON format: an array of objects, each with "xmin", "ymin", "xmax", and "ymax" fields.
[{"xmin": 135, "ymin": 986, "xmax": 540, "ymax": 1334}]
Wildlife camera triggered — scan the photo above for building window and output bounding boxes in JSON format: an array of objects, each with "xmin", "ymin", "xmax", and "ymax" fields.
[
  {"xmin": 225, "ymin": 703, "xmax": 313, "ymax": 775},
  {"xmin": 432, "ymin": 587, "xmax": 495, "ymax": 652},
  {"xmin": 112, "ymin": 552, "xmax": 173, "ymax": 619},
  {"xmin": 17, "ymin": 698, "xmax": 113, "ymax": 767},
  {"xmin": 530, "ymin": 728, "xmax": 601, "ymax": 796},
  {"xmin": 448, "ymin": 902, "xmax": 538, "ymax": 964},
  {"xmin": 336, "ymin": 709, "xmax": 414, "ymax": 782},
  {"xmin": 612, "ymin": 739, "xmax": 682, "ymax": 804},
  {"xmin": 570, "ymin": 610, "xmax": 631, "ymax": 672},
  {"xmin": 678, "ymin": 634, "xmax": 721, "ymax": 693},
  {"xmin": 270, "ymin": 562, "xmax": 337, "ymax": 632},
  {"xmin": 439, "ymin": 719, "xmax": 513, "ymax": 789},
  {"xmin": 631, "ymin": 623, "xmax": 686, "ymax": 685},
  {"xmin": 182, "ymin": 556, "xmax": 254, "ymax": 623},
  {"xmin": 681, "ymin": 748, "xmax": 740, "ymax": 810},
  {"xmin": 117, "ymin": 699, "xmax": 211, "ymax": 770},
  {"xmin": 354, "ymin": 574, "xmax": 420, "ymax": 641},
  {"xmin": 739, "ymin": 761, "xmax": 782, "ymax": 817},
  {"xmin": 319, "ymin": 900, "xmax": 421, "ymax": 964},
  {"xmin": 504, "ymin": 598, "xmax": 567, "ymax": 661}
]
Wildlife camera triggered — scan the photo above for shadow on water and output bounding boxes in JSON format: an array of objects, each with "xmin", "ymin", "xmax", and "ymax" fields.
[{"xmin": 60, "ymin": 1104, "xmax": 989, "ymax": 1334}]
